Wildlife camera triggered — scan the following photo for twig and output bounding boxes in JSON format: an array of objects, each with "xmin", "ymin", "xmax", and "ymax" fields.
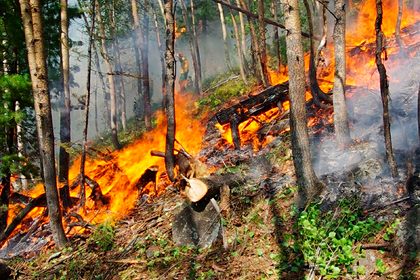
[
  {"xmin": 203, "ymin": 75, "xmax": 239, "ymax": 94},
  {"xmin": 360, "ymin": 242, "xmax": 390, "ymax": 250},
  {"xmin": 105, "ymin": 259, "xmax": 147, "ymax": 264},
  {"xmin": 364, "ymin": 197, "xmax": 410, "ymax": 213},
  {"xmin": 210, "ymin": 198, "xmax": 228, "ymax": 249}
]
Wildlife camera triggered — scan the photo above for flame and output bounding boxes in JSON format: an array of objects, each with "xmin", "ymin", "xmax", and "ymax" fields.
[
  {"xmin": 4, "ymin": 91, "xmax": 205, "ymax": 241},
  {"xmin": 217, "ymin": 0, "xmax": 420, "ymax": 148}
]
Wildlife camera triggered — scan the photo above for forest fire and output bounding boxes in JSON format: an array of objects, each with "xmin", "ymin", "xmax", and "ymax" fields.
[
  {"xmin": 1, "ymin": 93, "xmax": 206, "ymax": 253},
  {"xmin": 215, "ymin": 0, "xmax": 420, "ymax": 150},
  {"xmin": 1, "ymin": 0, "xmax": 420, "ymax": 261}
]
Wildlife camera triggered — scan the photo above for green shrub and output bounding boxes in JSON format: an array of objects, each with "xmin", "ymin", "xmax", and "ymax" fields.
[
  {"xmin": 92, "ymin": 220, "xmax": 115, "ymax": 252},
  {"xmin": 298, "ymin": 199, "xmax": 383, "ymax": 278}
]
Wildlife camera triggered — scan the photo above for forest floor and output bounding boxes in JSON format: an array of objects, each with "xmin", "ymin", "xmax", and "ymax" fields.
[{"xmin": 4, "ymin": 75, "xmax": 420, "ymax": 279}]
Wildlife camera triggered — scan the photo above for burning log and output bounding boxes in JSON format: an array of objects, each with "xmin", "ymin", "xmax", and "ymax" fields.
[
  {"xmin": 0, "ymin": 193, "xmax": 46, "ymax": 244},
  {"xmin": 215, "ymin": 83, "xmax": 289, "ymax": 149}
]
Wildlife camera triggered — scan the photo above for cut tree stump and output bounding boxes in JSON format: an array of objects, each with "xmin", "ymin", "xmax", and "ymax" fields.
[{"xmin": 214, "ymin": 82, "xmax": 289, "ymax": 149}]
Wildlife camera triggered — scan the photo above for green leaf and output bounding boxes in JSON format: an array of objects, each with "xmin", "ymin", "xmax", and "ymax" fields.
[{"xmin": 328, "ymin": 232, "xmax": 336, "ymax": 239}]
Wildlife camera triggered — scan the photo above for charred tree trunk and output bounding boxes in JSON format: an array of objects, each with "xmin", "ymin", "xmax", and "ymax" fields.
[
  {"xmin": 59, "ymin": 0, "xmax": 72, "ymax": 210},
  {"xmin": 217, "ymin": 3, "xmax": 232, "ymax": 70},
  {"xmin": 226, "ymin": 0, "xmax": 248, "ymax": 85},
  {"xmin": 142, "ymin": 0, "xmax": 152, "ymax": 132},
  {"xmin": 333, "ymin": 0, "xmax": 351, "ymax": 146},
  {"xmin": 96, "ymin": 0, "xmax": 121, "ymax": 149},
  {"xmin": 19, "ymin": 0, "xmax": 68, "ymax": 248},
  {"xmin": 280, "ymin": 0, "xmax": 324, "ymax": 209},
  {"xmin": 375, "ymin": 0, "xmax": 397, "ymax": 178},
  {"xmin": 164, "ymin": 0, "xmax": 176, "ymax": 181},
  {"xmin": 79, "ymin": 0, "xmax": 96, "ymax": 207}
]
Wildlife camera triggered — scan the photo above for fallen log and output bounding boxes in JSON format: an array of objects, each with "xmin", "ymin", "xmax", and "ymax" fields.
[
  {"xmin": 214, "ymin": 83, "xmax": 289, "ymax": 149},
  {"xmin": 215, "ymin": 83, "xmax": 289, "ymax": 125},
  {"xmin": 133, "ymin": 165, "xmax": 159, "ymax": 194},
  {"xmin": 0, "ymin": 193, "xmax": 46, "ymax": 244}
]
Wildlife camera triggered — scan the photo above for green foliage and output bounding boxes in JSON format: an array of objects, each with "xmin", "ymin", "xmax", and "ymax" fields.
[
  {"xmin": 298, "ymin": 199, "xmax": 384, "ymax": 278},
  {"xmin": 92, "ymin": 220, "xmax": 115, "ymax": 252}
]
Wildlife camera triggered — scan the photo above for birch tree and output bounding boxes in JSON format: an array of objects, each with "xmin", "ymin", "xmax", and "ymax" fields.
[{"xmin": 19, "ymin": 0, "xmax": 68, "ymax": 248}]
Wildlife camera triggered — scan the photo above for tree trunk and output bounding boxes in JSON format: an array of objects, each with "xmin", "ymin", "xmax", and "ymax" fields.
[
  {"xmin": 180, "ymin": 0, "xmax": 200, "ymax": 93},
  {"xmin": 142, "ymin": 0, "xmax": 152, "ymax": 132},
  {"xmin": 93, "ymin": 40, "xmax": 110, "ymax": 132},
  {"xmin": 164, "ymin": 0, "xmax": 176, "ymax": 181},
  {"xmin": 235, "ymin": 0, "xmax": 247, "ymax": 71},
  {"xmin": 375, "ymin": 0, "xmax": 397, "ymax": 178},
  {"xmin": 190, "ymin": 0, "xmax": 203, "ymax": 94},
  {"xmin": 227, "ymin": 0, "xmax": 248, "ymax": 85},
  {"xmin": 79, "ymin": 0, "xmax": 96, "ymax": 207},
  {"xmin": 217, "ymin": 3, "xmax": 232, "ymax": 70},
  {"xmin": 271, "ymin": 0, "xmax": 281, "ymax": 72},
  {"xmin": 333, "ymin": 0, "xmax": 351, "ymax": 146},
  {"xmin": 19, "ymin": 0, "xmax": 68, "ymax": 248},
  {"xmin": 96, "ymin": 0, "xmax": 120, "ymax": 149},
  {"xmin": 131, "ymin": 0, "xmax": 144, "ymax": 119},
  {"xmin": 395, "ymin": 0, "xmax": 406, "ymax": 57},
  {"xmin": 0, "ymin": 173, "xmax": 11, "ymax": 234},
  {"xmin": 257, "ymin": 0, "xmax": 269, "ymax": 86},
  {"xmin": 151, "ymin": 2, "xmax": 166, "ymax": 108},
  {"xmin": 303, "ymin": 0, "xmax": 332, "ymax": 107},
  {"xmin": 280, "ymin": 0, "xmax": 324, "ymax": 209},
  {"xmin": 240, "ymin": 0, "xmax": 265, "ymax": 86},
  {"xmin": 59, "ymin": 0, "xmax": 72, "ymax": 210},
  {"xmin": 110, "ymin": 29, "xmax": 127, "ymax": 130}
]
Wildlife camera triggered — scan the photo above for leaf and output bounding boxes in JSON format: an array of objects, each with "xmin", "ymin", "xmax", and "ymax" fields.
[{"xmin": 328, "ymin": 232, "xmax": 336, "ymax": 239}]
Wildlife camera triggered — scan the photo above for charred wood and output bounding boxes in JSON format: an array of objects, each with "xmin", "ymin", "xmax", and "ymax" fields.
[
  {"xmin": 215, "ymin": 83, "xmax": 289, "ymax": 125},
  {"xmin": 133, "ymin": 165, "xmax": 159, "ymax": 194},
  {"xmin": 0, "ymin": 193, "xmax": 47, "ymax": 244}
]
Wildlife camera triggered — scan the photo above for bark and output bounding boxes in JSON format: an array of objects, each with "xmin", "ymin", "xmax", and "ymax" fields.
[
  {"xmin": 190, "ymin": 0, "xmax": 203, "ymax": 94},
  {"xmin": 333, "ymin": 0, "xmax": 351, "ymax": 146},
  {"xmin": 280, "ymin": 0, "xmax": 324, "ymax": 209},
  {"xmin": 96, "ymin": 0, "xmax": 121, "ymax": 149},
  {"xmin": 257, "ymin": 0, "xmax": 269, "ymax": 86},
  {"xmin": 79, "ymin": 0, "xmax": 96, "ymax": 207},
  {"xmin": 59, "ymin": 0, "xmax": 72, "ymax": 210},
  {"xmin": 226, "ymin": 0, "xmax": 248, "ymax": 84},
  {"xmin": 375, "ymin": 0, "xmax": 397, "ymax": 178},
  {"xmin": 142, "ymin": 0, "xmax": 152, "ymax": 132},
  {"xmin": 217, "ymin": 3, "xmax": 232, "ymax": 70},
  {"xmin": 131, "ymin": 0, "xmax": 144, "ymax": 118},
  {"xmin": 164, "ymin": 0, "xmax": 176, "ymax": 181},
  {"xmin": 19, "ymin": 0, "xmax": 68, "ymax": 248},
  {"xmin": 180, "ymin": 0, "xmax": 200, "ymax": 93},
  {"xmin": 271, "ymin": 0, "xmax": 281, "ymax": 72}
]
